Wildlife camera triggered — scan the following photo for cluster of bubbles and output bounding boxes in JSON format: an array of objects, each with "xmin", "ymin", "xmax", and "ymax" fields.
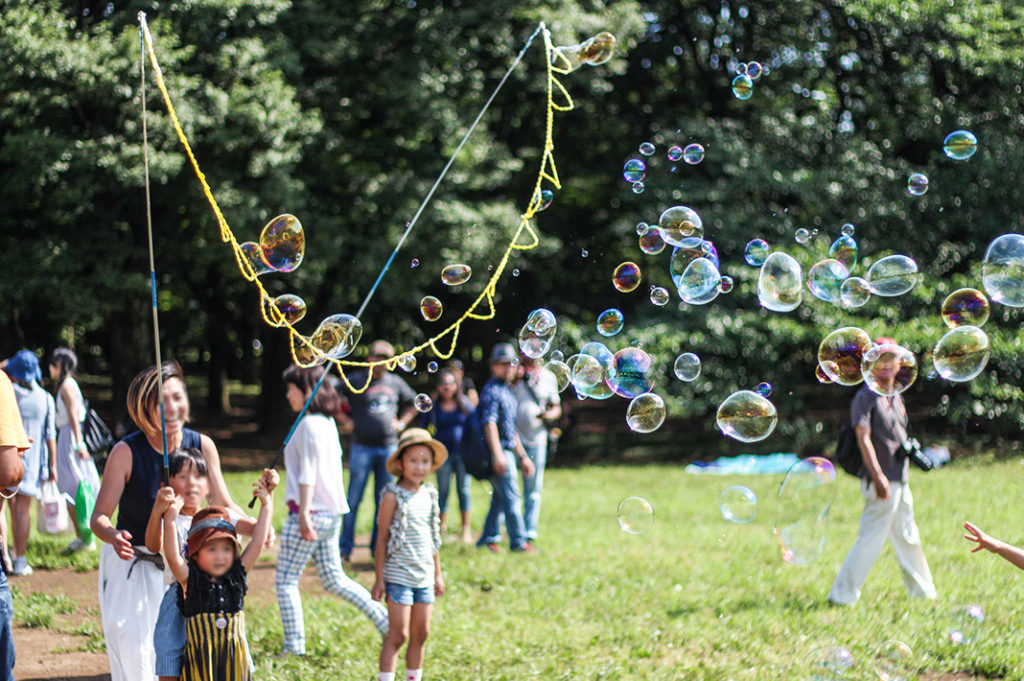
[
  {"xmin": 805, "ymin": 640, "xmax": 914, "ymax": 681},
  {"xmin": 774, "ymin": 457, "xmax": 837, "ymax": 564},
  {"xmin": 948, "ymin": 605, "xmax": 985, "ymax": 644},
  {"xmin": 731, "ymin": 60, "xmax": 763, "ymax": 100}
]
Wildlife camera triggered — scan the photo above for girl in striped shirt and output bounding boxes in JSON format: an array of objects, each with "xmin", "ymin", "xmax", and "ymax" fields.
[{"xmin": 372, "ymin": 428, "xmax": 446, "ymax": 681}]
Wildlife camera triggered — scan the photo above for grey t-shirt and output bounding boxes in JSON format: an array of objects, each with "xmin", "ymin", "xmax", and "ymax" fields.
[
  {"xmin": 850, "ymin": 385, "xmax": 909, "ymax": 483},
  {"xmin": 337, "ymin": 371, "xmax": 416, "ymax": 448}
]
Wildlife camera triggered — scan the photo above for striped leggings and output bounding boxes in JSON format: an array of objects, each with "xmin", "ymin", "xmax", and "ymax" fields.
[{"xmin": 275, "ymin": 513, "xmax": 388, "ymax": 655}]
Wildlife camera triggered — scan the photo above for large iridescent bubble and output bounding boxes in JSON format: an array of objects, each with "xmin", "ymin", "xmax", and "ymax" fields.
[
  {"xmin": 861, "ymin": 343, "xmax": 918, "ymax": 397},
  {"xmin": 941, "ymin": 288, "xmax": 990, "ymax": 328},
  {"xmin": 310, "ymin": 313, "xmax": 362, "ymax": 359},
  {"xmin": 441, "ymin": 264, "xmax": 472, "ymax": 286},
  {"xmin": 607, "ymin": 347, "xmax": 655, "ymax": 398},
  {"xmin": 677, "ymin": 257, "xmax": 721, "ymax": 305},
  {"xmin": 933, "ymin": 326, "xmax": 990, "ymax": 382},
  {"xmin": 264, "ymin": 294, "xmax": 307, "ymax": 327},
  {"xmin": 744, "ymin": 239, "xmax": 769, "ymax": 266},
  {"xmin": 673, "ymin": 353, "xmax": 701, "ymax": 382},
  {"xmin": 716, "ymin": 390, "xmax": 778, "ymax": 443},
  {"xmin": 519, "ymin": 309, "xmax": 557, "ymax": 359},
  {"xmin": 544, "ymin": 360, "xmax": 571, "ymax": 393},
  {"xmin": 943, "ymin": 130, "xmax": 978, "ymax": 160},
  {"xmin": 818, "ymin": 327, "xmax": 872, "ymax": 386},
  {"xmin": 670, "ymin": 240, "xmax": 719, "ymax": 287},
  {"xmin": 596, "ymin": 309, "xmax": 624, "ymax": 337},
  {"xmin": 575, "ymin": 342, "xmax": 615, "ymax": 400},
  {"xmin": 774, "ymin": 457, "xmax": 837, "ymax": 565},
  {"xmin": 867, "ymin": 255, "xmax": 919, "ymax": 297},
  {"xmin": 612, "ymin": 262, "xmax": 642, "ymax": 293},
  {"xmin": 240, "ymin": 241, "xmax": 273, "ymax": 276},
  {"xmin": 806, "ymin": 259, "xmax": 849, "ymax": 304},
  {"xmin": 260, "ymin": 214, "xmax": 305, "ymax": 272},
  {"xmin": 658, "ymin": 206, "xmax": 704, "ymax": 247},
  {"xmin": 981, "ymin": 233, "xmax": 1024, "ymax": 307},
  {"xmin": 828, "ymin": 235, "xmax": 858, "ymax": 272},
  {"xmin": 626, "ymin": 393, "xmax": 666, "ymax": 433},
  {"xmin": 840, "ymin": 277, "xmax": 871, "ymax": 309},
  {"xmin": 757, "ymin": 251, "xmax": 803, "ymax": 312}
]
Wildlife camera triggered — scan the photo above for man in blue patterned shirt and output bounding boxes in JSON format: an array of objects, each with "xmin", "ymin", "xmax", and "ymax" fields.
[{"xmin": 476, "ymin": 343, "xmax": 535, "ymax": 552}]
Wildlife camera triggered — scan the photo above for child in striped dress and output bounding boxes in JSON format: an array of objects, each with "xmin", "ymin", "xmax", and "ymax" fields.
[{"xmin": 372, "ymin": 428, "xmax": 446, "ymax": 681}]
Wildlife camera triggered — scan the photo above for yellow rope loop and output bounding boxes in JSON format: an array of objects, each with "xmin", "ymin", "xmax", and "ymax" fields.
[{"xmin": 140, "ymin": 20, "xmax": 571, "ymax": 393}]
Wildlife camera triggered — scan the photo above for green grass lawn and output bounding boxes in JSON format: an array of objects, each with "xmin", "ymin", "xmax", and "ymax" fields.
[{"xmin": 18, "ymin": 457, "xmax": 1024, "ymax": 680}]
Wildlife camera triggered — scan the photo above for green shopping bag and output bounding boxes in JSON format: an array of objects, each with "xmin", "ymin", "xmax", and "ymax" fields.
[{"xmin": 75, "ymin": 479, "xmax": 96, "ymax": 542}]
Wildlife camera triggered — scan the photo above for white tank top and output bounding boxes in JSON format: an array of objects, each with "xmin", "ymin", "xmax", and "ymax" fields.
[{"xmin": 55, "ymin": 377, "xmax": 86, "ymax": 430}]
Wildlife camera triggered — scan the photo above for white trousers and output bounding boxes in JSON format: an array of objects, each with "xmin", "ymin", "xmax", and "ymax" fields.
[
  {"xmin": 98, "ymin": 543, "xmax": 164, "ymax": 681},
  {"xmin": 829, "ymin": 480, "xmax": 936, "ymax": 605}
]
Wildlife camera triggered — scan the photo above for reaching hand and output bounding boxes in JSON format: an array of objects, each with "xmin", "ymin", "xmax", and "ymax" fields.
[
  {"xmin": 252, "ymin": 478, "xmax": 273, "ymax": 505},
  {"xmin": 153, "ymin": 486, "xmax": 177, "ymax": 515},
  {"xmin": 261, "ymin": 468, "xmax": 280, "ymax": 493},
  {"xmin": 964, "ymin": 521, "xmax": 999, "ymax": 554}
]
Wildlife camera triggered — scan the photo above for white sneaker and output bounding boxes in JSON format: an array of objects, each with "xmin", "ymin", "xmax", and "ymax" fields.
[
  {"xmin": 66, "ymin": 538, "xmax": 95, "ymax": 553},
  {"xmin": 11, "ymin": 557, "xmax": 32, "ymax": 576}
]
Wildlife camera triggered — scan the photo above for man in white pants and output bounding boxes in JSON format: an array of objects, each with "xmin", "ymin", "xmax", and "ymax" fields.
[{"xmin": 828, "ymin": 338, "xmax": 937, "ymax": 606}]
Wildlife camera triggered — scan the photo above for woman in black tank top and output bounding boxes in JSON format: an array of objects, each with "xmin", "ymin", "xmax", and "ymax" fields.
[{"xmin": 89, "ymin": 361, "xmax": 251, "ymax": 681}]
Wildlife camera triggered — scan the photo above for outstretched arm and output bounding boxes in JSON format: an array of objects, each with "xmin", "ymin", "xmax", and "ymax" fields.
[
  {"xmin": 241, "ymin": 469, "xmax": 278, "ymax": 572},
  {"xmin": 163, "ymin": 498, "xmax": 188, "ymax": 585},
  {"xmin": 964, "ymin": 521, "xmax": 1024, "ymax": 571},
  {"xmin": 145, "ymin": 486, "xmax": 177, "ymax": 554}
]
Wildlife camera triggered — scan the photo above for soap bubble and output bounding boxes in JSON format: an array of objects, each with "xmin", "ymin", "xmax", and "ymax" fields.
[
  {"xmin": 519, "ymin": 309, "xmax": 557, "ymax": 359},
  {"xmin": 716, "ymin": 390, "xmax": 778, "ymax": 443},
  {"xmin": 617, "ymin": 496, "xmax": 654, "ymax": 534},
  {"xmin": 732, "ymin": 74, "xmax": 754, "ymax": 99},
  {"xmin": 775, "ymin": 457, "xmax": 837, "ymax": 565},
  {"xmin": 948, "ymin": 605, "xmax": 985, "ymax": 645},
  {"xmin": 744, "ymin": 239, "xmax": 769, "ymax": 266},
  {"xmin": 907, "ymin": 173, "xmax": 929, "ymax": 196},
  {"xmin": 292, "ymin": 334, "xmax": 326, "ymax": 367},
  {"xmin": 613, "ymin": 262, "xmax": 642, "ymax": 293},
  {"xmin": 874, "ymin": 640, "xmax": 912, "ymax": 681},
  {"xmin": 670, "ymin": 241, "xmax": 719, "ymax": 287},
  {"xmin": 414, "ymin": 394, "xmax": 433, "ymax": 413},
  {"xmin": 818, "ymin": 327, "xmax": 872, "ymax": 385},
  {"xmin": 631, "ymin": 181, "xmax": 645, "ymax": 194},
  {"xmin": 933, "ymin": 326, "xmax": 990, "ymax": 382},
  {"xmin": 736, "ymin": 62, "xmax": 747, "ymax": 75},
  {"xmin": 943, "ymin": 130, "xmax": 978, "ymax": 160},
  {"xmin": 265, "ymin": 294, "xmax": 307, "ymax": 326},
  {"xmin": 596, "ymin": 309, "xmax": 625, "ymax": 337},
  {"xmin": 658, "ymin": 205, "xmax": 704, "ymax": 246},
  {"xmin": 650, "ymin": 286, "xmax": 670, "ymax": 306},
  {"xmin": 639, "ymin": 142, "xmax": 656, "ymax": 156},
  {"xmin": 719, "ymin": 485, "xmax": 757, "ymax": 524},
  {"xmin": 260, "ymin": 214, "xmax": 305, "ymax": 272},
  {"xmin": 570, "ymin": 353, "xmax": 603, "ymax": 389},
  {"xmin": 674, "ymin": 353, "xmax": 701, "ymax": 382},
  {"xmin": 581, "ymin": 249, "xmax": 589, "ymax": 258},
  {"xmin": 981, "ymin": 233, "xmax": 1024, "ymax": 307},
  {"xmin": 867, "ymin": 255, "xmax": 919, "ymax": 296},
  {"xmin": 635, "ymin": 222, "xmax": 649, "ymax": 236},
  {"xmin": 419, "ymin": 296, "xmax": 443, "ymax": 322},
  {"xmin": 622, "ymin": 159, "xmax": 646, "ymax": 183},
  {"xmin": 807, "ymin": 259, "xmax": 850, "ymax": 303},
  {"xmin": 757, "ymin": 251, "xmax": 803, "ymax": 312},
  {"xmin": 441, "ymin": 263, "xmax": 472, "ymax": 286},
  {"xmin": 397, "ymin": 354, "xmax": 416, "ymax": 372},
  {"xmin": 552, "ymin": 31, "xmax": 616, "ymax": 70},
  {"xmin": 682, "ymin": 143, "xmax": 705, "ymax": 165},
  {"xmin": 805, "ymin": 646, "xmax": 854, "ymax": 679},
  {"xmin": 815, "ymin": 364, "xmax": 834, "ymax": 384},
  {"xmin": 550, "ymin": 350, "xmax": 564, "ymax": 362},
  {"xmin": 678, "ymin": 257, "xmax": 721, "ymax": 305},
  {"xmin": 667, "ymin": 145, "xmax": 683, "ymax": 162},
  {"xmin": 310, "ymin": 314, "xmax": 363, "ymax": 360},
  {"xmin": 746, "ymin": 61, "xmax": 763, "ymax": 79},
  {"xmin": 794, "ymin": 228, "xmax": 811, "ymax": 244},
  {"xmin": 639, "ymin": 229, "xmax": 666, "ymax": 255},
  {"xmin": 841, "ymin": 222, "xmax": 855, "ymax": 237},
  {"xmin": 840, "ymin": 277, "xmax": 871, "ymax": 308},
  {"xmin": 755, "ymin": 382, "xmax": 773, "ymax": 397},
  {"xmin": 718, "ymin": 275, "xmax": 734, "ymax": 293},
  {"xmin": 240, "ymin": 241, "xmax": 273, "ymax": 276},
  {"xmin": 941, "ymin": 288, "xmax": 990, "ymax": 328},
  {"xmin": 544, "ymin": 360, "xmax": 571, "ymax": 393},
  {"xmin": 829, "ymin": 235, "xmax": 858, "ymax": 272},
  {"xmin": 607, "ymin": 347, "xmax": 655, "ymax": 399},
  {"xmin": 427, "ymin": 361, "xmax": 439, "ymax": 373},
  {"xmin": 861, "ymin": 343, "xmax": 918, "ymax": 396},
  {"xmin": 410, "ymin": 258, "xmax": 419, "ymax": 268},
  {"xmin": 534, "ymin": 189, "xmax": 554, "ymax": 211},
  {"xmin": 574, "ymin": 342, "xmax": 615, "ymax": 400},
  {"xmin": 626, "ymin": 393, "xmax": 666, "ymax": 433}
]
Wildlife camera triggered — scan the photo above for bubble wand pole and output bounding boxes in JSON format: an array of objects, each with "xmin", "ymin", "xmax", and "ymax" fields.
[{"xmin": 139, "ymin": 13, "xmax": 170, "ymax": 486}]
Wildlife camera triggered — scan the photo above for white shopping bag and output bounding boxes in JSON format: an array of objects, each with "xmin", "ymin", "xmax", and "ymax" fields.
[{"xmin": 37, "ymin": 481, "xmax": 69, "ymax": 534}]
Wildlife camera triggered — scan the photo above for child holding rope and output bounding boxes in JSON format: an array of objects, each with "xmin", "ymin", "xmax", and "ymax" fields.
[{"xmin": 372, "ymin": 428, "xmax": 446, "ymax": 681}]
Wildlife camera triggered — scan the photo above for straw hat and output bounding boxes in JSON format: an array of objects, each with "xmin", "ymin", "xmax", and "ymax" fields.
[
  {"xmin": 386, "ymin": 428, "xmax": 448, "ymax": 477},
  {"xmin": 186, "ymin": 506, "xmax": 241, "ymax": 558}
]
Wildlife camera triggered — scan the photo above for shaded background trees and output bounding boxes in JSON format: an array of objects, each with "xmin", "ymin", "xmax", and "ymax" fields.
[{"xmin": 2, "ymin": 0, "xmax": 1021, "ymax": 459}]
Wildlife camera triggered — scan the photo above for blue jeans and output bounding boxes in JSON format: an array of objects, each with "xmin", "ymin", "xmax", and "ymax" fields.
[
  {"xmin": 477, "ymin": 451, "xmax": 528, "ymax": 550},
  {"xmin": 340, "ymin": 443, "xmax": 394, "ymax": 556},
  {"xmin": 521, "ymin": 439, "xmax": 548, "ymax": 540},
  {"xmin": 0, "ymin": 571, "xmax": 13, "ymax": 681},
  {"xmin": 435, "ymin": 451, "xmax": 471, "ymax": 514}
]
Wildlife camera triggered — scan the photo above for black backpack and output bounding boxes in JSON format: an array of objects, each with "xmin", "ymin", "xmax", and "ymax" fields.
[
  {"xmin": 460, "ymin": 410, "xmax": 493, "ymax": 480},
  {"xmin": 833, "ymin": 421, "xmax": 862, "ymax": 476}
]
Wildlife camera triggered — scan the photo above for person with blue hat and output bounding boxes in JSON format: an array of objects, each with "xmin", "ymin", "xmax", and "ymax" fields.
[
  {"xmin": 475, "ymin": 343, "xmax": 535, "ymax": 553},
  {"xmin": 2, "ymin": 350, "xmax": 57, "ymax": 576}
]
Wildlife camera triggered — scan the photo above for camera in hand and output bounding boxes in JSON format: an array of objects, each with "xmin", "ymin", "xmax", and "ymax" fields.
[{"xmin": 900, "ymin": 437, "xmax": 933, "ymax": 472}]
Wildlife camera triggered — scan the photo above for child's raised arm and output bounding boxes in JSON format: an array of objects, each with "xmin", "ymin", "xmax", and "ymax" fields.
[
  {"xmin": 241, "ymin": 469, "xmax": 278, "ymax": 573},
  {"xmin": 964, "ymin": 521, "xmax": 1024, "ymax": 571},
  {"xmin": 371, "ymin": 490, "xmax": 397, "ymax": 602},
  {"xmin": 145, "ymin": 486, "xmax": 177, "ymax": 554},
  {"xmin": 163, "ymin": 497, "xmax": 188, "ymax": 585}
]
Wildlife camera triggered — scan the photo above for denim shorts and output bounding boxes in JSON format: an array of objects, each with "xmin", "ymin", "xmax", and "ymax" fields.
[
  {"xmin": 385, "ymin": 582, "xmax": 435, "ymax": 605},
  {"xmin": 153, "ymin": 586, "xmax": 186, "ymax": 676}
]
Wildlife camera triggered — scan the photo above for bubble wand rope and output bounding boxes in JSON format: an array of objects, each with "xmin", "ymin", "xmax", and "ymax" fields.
[
  {"xmin": 139, "ymin": 12, "xmax": 170, "ymax": 486},
  {"xmin": 245, "ymin": 24, "xmax": 546, "ymax": 507}
]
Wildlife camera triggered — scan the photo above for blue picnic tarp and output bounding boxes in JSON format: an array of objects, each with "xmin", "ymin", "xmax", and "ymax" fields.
[{"xmin": 684, "ymin": 453, "xmax": 800, "ymax": 475}]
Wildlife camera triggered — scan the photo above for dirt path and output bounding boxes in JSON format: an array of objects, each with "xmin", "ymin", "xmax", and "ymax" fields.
[{"xmin": 10, "ymin": 543, "xmax": 376, "ymax": 681}]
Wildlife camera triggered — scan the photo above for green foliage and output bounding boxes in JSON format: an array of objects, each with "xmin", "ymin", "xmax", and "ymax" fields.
[{"xmin": 13, "ymin": 591, "xmax": 76, "ymax": 629}]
